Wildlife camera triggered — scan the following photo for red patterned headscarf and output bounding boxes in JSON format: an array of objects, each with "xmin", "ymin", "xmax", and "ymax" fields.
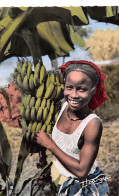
[{"xmin": 59, "ymin": 60, "xmax": 107, "ymax": 110}]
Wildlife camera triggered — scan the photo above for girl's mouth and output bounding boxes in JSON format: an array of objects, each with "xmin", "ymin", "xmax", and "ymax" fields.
[{"xmin": 68, "ymin": 99, "xmax": 81, "ymax": 104}]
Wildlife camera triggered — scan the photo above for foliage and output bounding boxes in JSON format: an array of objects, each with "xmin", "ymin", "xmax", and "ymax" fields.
[
  {"xmin": 95, "ymin": 64, "xmax": 119, "ymax": 121},
  {"xmin": 1, "ymin": 6, "xmax": 119, "ymax": 65},
  {"xmin": 0, "ymin": 87, "xmax": 12, "ymax": 118},
  {"xmin": 0, "ymin": 7, "xmax": 88, "ymax": 65},
  {"xmin": 85, "ymin": 27, "xmax": 119, "ymax": 61},
  {"xmin": 0, "ymin": 121, "xmax": 12, "ymax": 195}
]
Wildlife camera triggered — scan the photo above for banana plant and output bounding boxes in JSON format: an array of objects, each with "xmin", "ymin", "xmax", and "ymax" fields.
[
  {"xmin": 0, "ymin": 87, "xmax": 12, "ymax": 119},
  {"xmin": 0, "ymin": 6, "xmax": 119, "ymax": 66},
  {"xmin": 0, "ymin": 6, "xmax": 89, "ymax": 65},
  {"xmin": 0, "ymin": 121, "xmax": 12, "ymax": 196}
]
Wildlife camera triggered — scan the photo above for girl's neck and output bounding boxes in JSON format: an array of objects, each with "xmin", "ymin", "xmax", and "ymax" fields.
[{"xmin": 67, "ymin": 106, "xmax": 92, "ymax": 120}]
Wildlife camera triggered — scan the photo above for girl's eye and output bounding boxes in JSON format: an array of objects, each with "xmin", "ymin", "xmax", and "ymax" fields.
[
  {"xmin": 66, "ymin": 86, "xmax": 72, "ymax": 90},
  {"xmin": 77, "ymin": 88, "xmax": 87, "ymax": 92}
]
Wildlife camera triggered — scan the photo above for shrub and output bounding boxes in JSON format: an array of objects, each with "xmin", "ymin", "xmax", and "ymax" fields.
[{"xmin": 95, "ymin": 64, "xmax": 119, "ymax": 121}]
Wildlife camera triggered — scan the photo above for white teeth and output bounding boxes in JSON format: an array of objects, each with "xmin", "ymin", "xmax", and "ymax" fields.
[{"xmin": 70, "ymin": 100, "xmax": 79, "ymax": 104}]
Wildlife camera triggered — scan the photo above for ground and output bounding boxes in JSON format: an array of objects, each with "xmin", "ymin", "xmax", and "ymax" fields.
[{"xmin": 1, "ymin": 117, "xmax": 119, "ymax": 195}]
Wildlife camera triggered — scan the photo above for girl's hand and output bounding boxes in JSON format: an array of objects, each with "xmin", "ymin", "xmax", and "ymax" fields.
[{"xmin": 33, "ymin": 131, "xmax": 56, "ymax": 150}]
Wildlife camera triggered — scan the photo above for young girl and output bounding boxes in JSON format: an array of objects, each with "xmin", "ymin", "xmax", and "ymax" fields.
[{"xmin": 34, "ymin": 60, "xmax": 109, "ymax": 196}]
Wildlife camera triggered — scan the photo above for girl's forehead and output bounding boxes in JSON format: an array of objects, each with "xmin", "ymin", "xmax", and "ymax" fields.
[{"xmin": 66, "ymin": 71, "xmax": 93, "ymax": 82}]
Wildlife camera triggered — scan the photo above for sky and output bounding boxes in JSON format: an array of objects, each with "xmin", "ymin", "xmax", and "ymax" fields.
[{"xmin": 0, "ymin": 5, "xmax": 118, "ymax": 86}]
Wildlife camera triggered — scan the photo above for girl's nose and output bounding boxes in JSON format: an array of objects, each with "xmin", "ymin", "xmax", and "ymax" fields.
[{"xmin": 71, "ymin": 89, "xmax": 78, "ymax": 98}]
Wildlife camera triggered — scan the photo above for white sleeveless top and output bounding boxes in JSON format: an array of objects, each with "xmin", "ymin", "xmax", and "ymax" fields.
[{"xmin": 52, "ymin": 101, "xmax": 100, "ymax": 178}]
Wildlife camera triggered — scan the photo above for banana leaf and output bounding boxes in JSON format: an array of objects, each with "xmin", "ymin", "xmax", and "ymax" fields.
[
  {"xmin": 16, "ymin": 162, "xmax": 52, "ymax": 196},
  {"xmin": 0, "ymin": 7, "xmax": 34, "ymax": 62},
  {"xmin": 0, "ymin": 7, "xmax": 10, "ymax": 20},
  {"xmin": 0, "ymin": 6, "xmax": 88, "ymax": 63},
  {"xmin": 12, "ymin": 135, "xmax": 31, "ymax": 194},
  {"xmin": 86, "ymin": 6, "xmax": 119, "ymax": 25},
  {"xmin": 69, "ymin": 25, "xmax": 85, "ymax": 47},
  {"xmin": 0, "ymin": 121, "xmax": 12, "ymax": 182},
  {"xmin": 3, "ymin": 20, "xmax": 85, "ymax": 64},
  {"xmin": 63, "ymin": 6, "xmax": 89, "ymax": 25},
  {"xmin": 16, "ymin": 27, "xmax": 42, "ymax": 66},
  {"xmin": 1, "ymin": 6, "xmax": 119, "ymax": 64},
  {"xmin": 0, "ymin": 87, "xmax": 12, "ymax": 119},
  {"xmin": 0, "ymin": 16, "xmax": 12, "ymax": 33}
]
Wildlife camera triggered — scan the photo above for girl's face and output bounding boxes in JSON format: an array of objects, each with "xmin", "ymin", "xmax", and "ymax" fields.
[{"xmin": 64, "ymin": 71, "xmax": 95, "ymax": 111}]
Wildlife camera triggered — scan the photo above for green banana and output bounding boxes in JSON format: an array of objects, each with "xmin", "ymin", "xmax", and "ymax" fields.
[
  {"xmin": 25, "ymin": 106, "xmax": 31, "ymax": 120},
  {"xmin": 45, "ymin": 73, "xmax": 50, "ymax": 88},
  {"xmin": 21, "ymin": 61, "xmax": 28, "ymax": 79},
  {"xmin": 50, "ymin": 101, "xmax": 55, "ymax": 114},
  {"xmin": 49, "ymin": 85, "xmax": 57, "ymax": 100},
  {"xmin": 30, "ymin": 97, "xmax": 36, "ymax": 107},
  {"xmin": 28, "ymin": 121, "xmax": 33, "ymax": 132},
  {"xmin": 36, "ymin": 121, "xmax": 42, "ymax": 132},
  {"xmin": 36, "ymin": 82, "xmax": 45, "ymax": 98},
  {"xmin": 34, "ymin": 72, "xmax": 40, "ymax": 87},
  {"xmin": 40, "ymin": 98, "xmax": 47, "ymax": 109},
  {"xmin": 55, "ymin": 72, "xmax": 60, "ymax": 84},
  {"xmin": 55, "ymin": 84, "xmax": 62, "ymax": 100},
  {"xmin": 49, "ymin": 72, "xmax": 55, "ymax": 83},
  {"xmin": 17, "ymin": 60, "xmax": 23, "ymax": 73},
  {"xmin": 19, "ymin": 103, "xmax": 26, "ymax": 118},
  {"xmin": 46, "ymin": 99, "xmax": 51, "ymax": 110},
  {"xmin": 39, "ymin": 65, "xmax": 47, "ymax": 84},
  {"xmin": 23, "ymin": 75, "xmax": 30, "ymax": 91},
  {"xmin": 44, "ymin": 82, "xmax": 55, "ymax": 99},
  {"xmin": 31, "ymin": 107, "xmax": 36, "ymax": 121},
  {"xmin": 16, "ymin": 74, "xmax": 23, "ymax": 89},
  {"xmin": 34, "ymin": 61, "xmax": 41, "ymax": 87},
  {"xmin": 29, "ymin": 73, "xmax": 35, "ymax": 90},
  {"xmin": 25, "ymin": 94, "xmax": 31, "ymax": 107},
  {"xmin": 43, "ymin": 107, "xmax": 49, "ymax": 122},
  {"xmin": 21, "ymin": 118, "xmax": 28, "ymax": 132},
  {"xmin": 14, "ymin": 82, "xmax": 21, "ymax": 91},
  {"xmin": 27, "ymin": 62, "xmax": 33, "ymax": 78},
  {"xmin": 34, "ymin": 61, "xmax": 41, "ymax": 75},
  {"xmin": 21, "ymin": 94, "xmax": 26, "ymax": 105},
  {"xmin": 37, "ymin": 107, "xmax": 43, "ymax": 122},
  {"xmin": 46, "ymin": 124, "xmax": 52, "ymax": 134},
  {"xmin": 58, "ymin": 72, "xmax": 64, "ymax": 84},
  {"xmin": 41, "ymin": 124, "xmax": 47, "ymax": 132},
  {"xmin": 54, "ymin": 111, "xmax": 59, "ymax": 122},
  {"xmin": 45, "ymin": 112, "xmax": 53, "ymax": 126},
  {"xmin": 32, "ymin": 121, "xmax": 38, "ymax": 132},
  {"xmin": 35, "ymin": 98, "xmax": 42, "ymax": 111}
]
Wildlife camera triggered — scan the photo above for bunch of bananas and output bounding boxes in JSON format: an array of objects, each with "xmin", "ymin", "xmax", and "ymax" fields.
[{"xmin": 13, "ymin": 60, "xmax": 64, "ymax": 141}]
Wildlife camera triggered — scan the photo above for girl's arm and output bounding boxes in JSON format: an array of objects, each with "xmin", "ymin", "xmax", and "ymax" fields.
[{"xmin": 34, "ymin": 118, "xmax": 102, "ymax": 180}]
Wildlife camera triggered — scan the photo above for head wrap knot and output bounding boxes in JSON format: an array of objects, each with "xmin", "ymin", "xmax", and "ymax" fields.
[{"xmin": 59, "ymin": 60, "xmax": 107, "ymax": 110}]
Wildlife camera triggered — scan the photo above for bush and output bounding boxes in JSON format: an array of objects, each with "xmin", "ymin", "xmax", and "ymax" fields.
[{"xmin": 95, "ymin": 64, "xmax": 119, "ymax": 121}]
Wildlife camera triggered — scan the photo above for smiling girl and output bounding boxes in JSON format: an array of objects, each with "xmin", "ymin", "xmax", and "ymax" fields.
[{"xmin": 34, "ymin": 61, "xmax": 109, "ymax": 195}]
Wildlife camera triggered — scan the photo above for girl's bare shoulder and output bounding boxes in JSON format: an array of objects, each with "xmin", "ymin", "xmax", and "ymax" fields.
[{"xmin": 83, "ymin": 117, "xmax": 103, "ymax": 142}]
